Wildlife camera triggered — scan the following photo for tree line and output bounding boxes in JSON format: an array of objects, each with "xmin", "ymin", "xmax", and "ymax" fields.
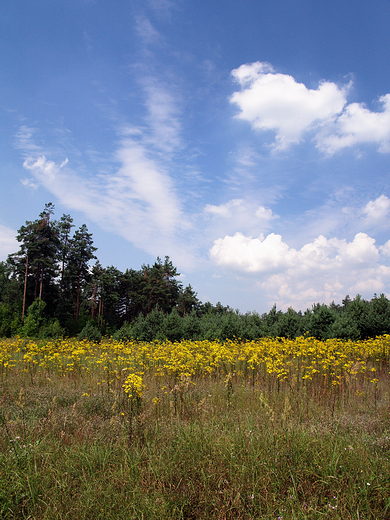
[
  {"xmin": 1, "ymin": 204, "xmax": 390, "ymax": 341},
  {"xmin": 0, "ymin": 203, "xmax": 199, "ymax": 338}
]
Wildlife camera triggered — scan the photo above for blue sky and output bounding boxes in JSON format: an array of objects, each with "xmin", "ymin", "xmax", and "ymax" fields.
[{"xmin": 1, "ymin": 0, "xmax": 390, "ymax": 313}]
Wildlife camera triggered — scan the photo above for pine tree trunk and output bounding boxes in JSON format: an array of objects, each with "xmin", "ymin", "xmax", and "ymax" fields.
[
  {"xmin": 22, "ymin": 255, "xmax": 28, "ymax": 323},
  {"xmin": 91, "ymin": 284, "xmax": 96, "ymax": 319},
  {"xmin": 34, "ymin": 265, "xmax": 39, "ymax": 300},
  {"xmin": 75, "ymin": 273, "xmax": 81, "ymax": 325},
  {"xmin": 39, "ymin": 268, "xmax": 43, "ymax": 300},
  {"xmin": 59, "ymin": 232, "xmax": 69, "ymax": 301}
]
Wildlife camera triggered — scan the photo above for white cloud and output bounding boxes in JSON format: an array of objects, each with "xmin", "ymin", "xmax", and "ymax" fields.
[
  {"xmin": 140, "ymin": 78, "xmax": 182, "ymax": 154},
  {"xmin": 135, "ymin": 16, "xmax": 162, "ymax": 45},
  {"xmin": 210, "ymin": 231, "xmax": 390, "ymax": 309},
  {"xmin": 210, "ymin": 232, "xmax": 381, "ymax": 274},
  {"xmin": 14, "ymin": 126, "xmax": 44, "ymax": 157},
  {"xmin": 317, "ymin": 95, "xmax": 390, "ymax": 153},
  {"xmin": 362, "ymin": 194, "xmax": 390, "ymax": 227},
  {"xmin": 15, "ymin": 69, "xmax": 195, "ymax": 267},
  {"xmin": 380, "ymin": 240, "xmax": 390, "ymax": 257},
  {"xmin": 255, "ymin": 206, "xmax": 273, "ymax": 220},
  {"xmin": 230, "ymin": 61, "xmax": 348, "ymax": 150},
  {"xmin": 210, "ymin": 232, "xmax": 294, "ymax": 273},
  {"xmin": 230, "ymin": 61, "xmax": 390, "ymax": 154},
  {"xmin": 204, "ymin": 199, "xmax": 275, "ymax": 240},
  {"xmin": 205, "ymin": 199, "xmax": 274, "ymax": 221},
  {"xmin": 113, "ymin": 137, "xmax": 182, "ymax": 232},
  {"xmin": 338, "ymin": 233, "xmax": 379, "ymax": 264},
  {"xmin": 289, "ymin": 193, "xmax": 390, "ymax": 243},
  {"xmin": 0, "ymin": 224, "xmax": 17, "ymax": 260},
  {"xmin": 21, "ymin": 178, "xmax": 39, "ymax": 189},
  {"xmin": 22, "ymin": 137, "xmax": 191, "ymax": 264}
]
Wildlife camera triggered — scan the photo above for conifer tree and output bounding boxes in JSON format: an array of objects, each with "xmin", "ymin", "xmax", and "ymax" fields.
[
  {"xmin": 7, "ymin": 203, "xmax": 59, "ymax": 321},
  {"xmin": 64, "ymin": 224, "xmax": 97, "ymax": 325}
]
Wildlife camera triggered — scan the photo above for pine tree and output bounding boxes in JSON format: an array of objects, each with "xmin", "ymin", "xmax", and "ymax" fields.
[
  {"xmin": 7, "ymin": 203, "xmax": 59, "ymax": 322},
  {"xmin": 177, "ymin": 284, "xmax": 200, "ymax": 317},
  {"xmin": 141, "ymin": 256, "xmax": 182, "ymax": 314},
  {"xmin": 57, "ymin": 214, "xmax": 74, "ymax": 301},
  {"xmin": 64, "ymin": 224, "xmax": 97, "ymax": 325}
]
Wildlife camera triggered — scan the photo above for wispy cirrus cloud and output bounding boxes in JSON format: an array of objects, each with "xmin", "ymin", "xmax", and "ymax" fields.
[
  {"xmin": 230, "ymin": 61, "xmax": 390, "ymax": 154},
  {"xmin": 15, "ymin": 16, "xmax": 193, "ymax": 263},
  {"xmin": 135, "ymin": 15, "xmax": 162, "ymax": 45},
  {"xmin": 13, "ymin": 6, "xmax": 199, "ymax": 266},
  {"xmin": 22, "ymin": 134, "xmax": 190, "ymax": 261},
  {"xmin": 141, "ymin": 77, "xmax": 183, "ymax": 153},
  {"xmin": 204, "ymin": 198, "xmax": 276, "ymax": 239},
  {"xmin": 14, "ymin": 126, "xmax": 45, "ymax": 157}
]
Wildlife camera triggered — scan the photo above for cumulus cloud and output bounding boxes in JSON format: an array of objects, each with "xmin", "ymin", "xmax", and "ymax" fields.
[
  {"xmin": 255, "ymin": 206, "xmax": 273, "ymax": 219},
  {"xmin": 317, "ymin": 95, "xmax": 390, "ymax": 153},
  {"xmin": 210, "ymin": 231, "xmax": 381, "ymax": 273},
  {"xmin": 362, "ymin": 194, "xmax": 390, "ymax": 228},
  {"xmin": 210, "ymin": 231, "xmax": 390, "ymax": 309},
  {"xmin": 380, "ymin": 240, "xmax": 390, "ymax": 257},
  {"xmin": 210, "ymin": 232, "xmax": 294, "ymax": 273},
  {"xmin": 230, "ymin": 61, "xmax": 390, "ymax": 154},
  {"xmin": 230, "ymin": 62, "xmax": 348, "ymax": 150}
]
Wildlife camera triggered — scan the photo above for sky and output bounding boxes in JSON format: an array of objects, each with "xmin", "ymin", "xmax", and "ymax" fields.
[{"xmin": 1, "ymin": 0, "xmax": 390, "ymax": 314}]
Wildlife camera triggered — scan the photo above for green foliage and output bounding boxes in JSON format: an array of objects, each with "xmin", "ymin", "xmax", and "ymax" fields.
[
  {"xmin": 4, "ymin": 204, "xmax": 390, "ymax": 342},
  {"xmin": 273, "ymin": 307, "xmax": 302, "ymax": 338},
  {"xmin": 199, "ymin": 311, "xmax": 223, "ymax": 340},
  {"xmin": 40, "ymin": 319, "xmax": 65, "ymax": 339},
  {"xmin": 143, "ymin": 306, "xmax": 166, "ymax": 340},
  {"xmin": 305, "ymin": 303, "xmax": 337, "ymax": 340},
  {"xmin": 114, "ymin": 307, "xmax": 166, "ymax": 342},
  {"xmin": 141, "ymin": 256, "xmax": 181, "ymax": 314},
  {"xmin": 329, "ymin": 313, "xmax": 361, "ymax": 340},
  {"xmin": 182, "ymin": 310, "xmax": 201, "ymax": 340},
  {"xmin": 161, "ymin": 308, "xmax": 183, "ymax": 341},
  {"xmin": 78, "ymin": 321, "xmax": 102, "ymax": 343},
  {"xmin": 177, "ymin": 284, "xmax": 200, "ymax": 316},
  {"xmin": 0, "ymin": 303, "xmax": 13, "ymax": 337},
  {"xmin": 220, "ymin": 311, "xmax": 242, "ymax": 340},
  {"xmin": 20, "ymin": 299, "xmax": 47, "ymax": 338}
]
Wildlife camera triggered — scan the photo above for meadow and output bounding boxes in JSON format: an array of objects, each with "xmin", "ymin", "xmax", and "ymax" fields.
[{"xmin": 1, "ymin": 335, "xmax": 390, "ymax": 519}]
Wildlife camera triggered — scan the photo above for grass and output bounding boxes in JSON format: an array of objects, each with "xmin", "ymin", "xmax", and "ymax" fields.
[
  {"xmin": 1, "ymin": 368, "xmax": 390, "ymax": 520},
  {"xmin": 1, "ymin": 334, "xmax": 390, "ymax": 518}
]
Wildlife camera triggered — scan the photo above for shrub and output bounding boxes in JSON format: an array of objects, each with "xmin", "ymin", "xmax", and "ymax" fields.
[{"xmin": 78, "ymin": 321, "xmax": 102, "ymax": 342}]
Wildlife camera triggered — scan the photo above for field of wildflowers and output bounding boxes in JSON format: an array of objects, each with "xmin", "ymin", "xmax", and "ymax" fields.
[
  {"xmin": 2, "ymin": 335, "xmax": 389, "ymax": 403},
  {"xmin": 1, "ymin": 335, "xmax": 390, "ymax": 518}
]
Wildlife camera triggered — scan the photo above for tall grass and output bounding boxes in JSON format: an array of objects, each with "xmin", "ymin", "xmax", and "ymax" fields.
[{"xmin": 1, "ymin": 337, "xmax": 390, "ymax": 519}]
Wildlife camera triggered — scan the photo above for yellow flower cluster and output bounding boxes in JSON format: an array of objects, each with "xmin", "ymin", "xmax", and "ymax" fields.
[
  {"xmin": 1, "ymin": 334, "xmax": 389, "ymax": 393},
  {"xmin": 122, "ymin": 373, "xmax": 144, "ymax": 399}
]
